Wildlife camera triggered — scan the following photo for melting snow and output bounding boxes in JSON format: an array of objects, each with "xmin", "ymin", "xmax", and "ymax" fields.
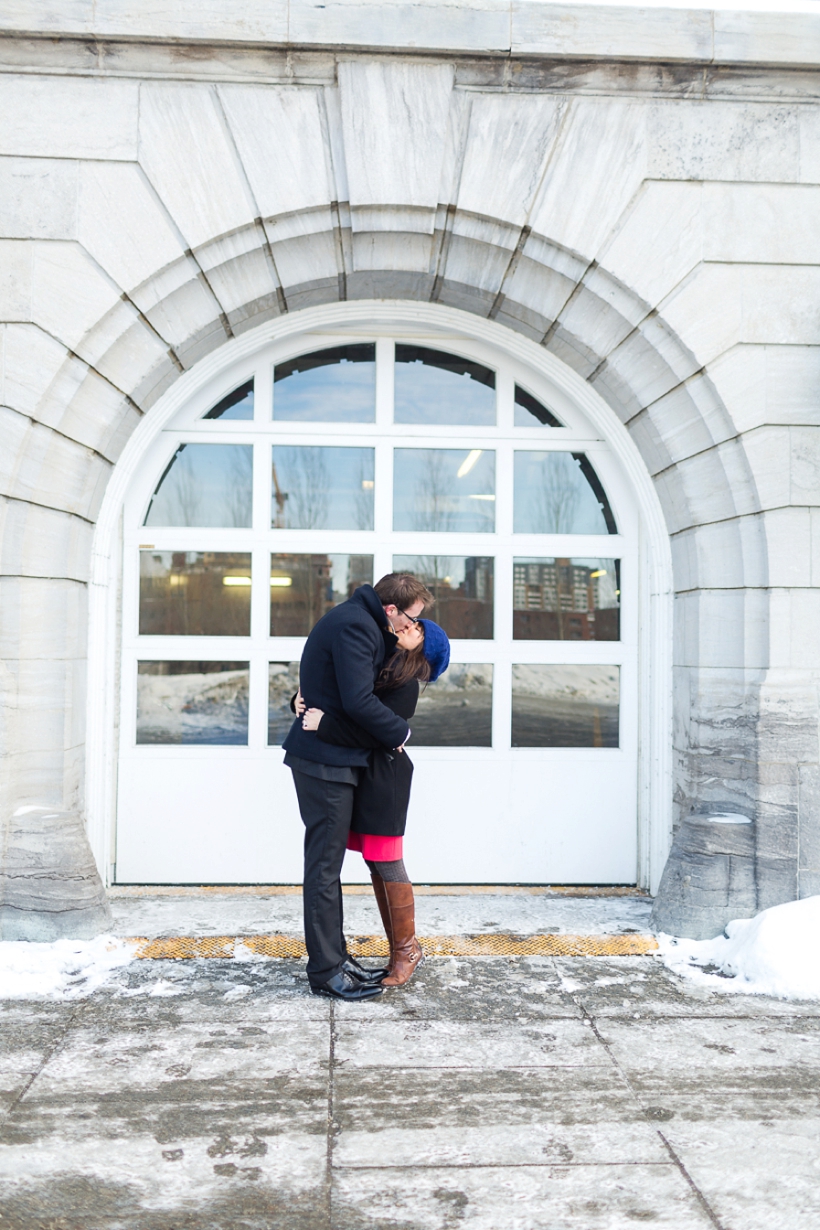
[
  {"xmin": 659, "ymin": 896, "xmax": 820, "ymax": 1000},
  {"xmin": 0, "ymin": 935, "xmax": 136, "ymax": 999}
]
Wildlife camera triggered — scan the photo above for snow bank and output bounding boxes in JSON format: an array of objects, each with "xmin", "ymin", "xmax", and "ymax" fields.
[
  {"xmin": 0, "ymin": 936, "xmax": 136, "ymax": 1000},
  {"xmin": 659, "ymin": 895, "xmax": 820, "ymax": 1000}
]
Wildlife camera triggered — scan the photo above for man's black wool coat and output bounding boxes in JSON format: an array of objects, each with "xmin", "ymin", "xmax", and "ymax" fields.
[{"xmin": 282, "ymin": 585, "xmax": 410, "ymax": 767}]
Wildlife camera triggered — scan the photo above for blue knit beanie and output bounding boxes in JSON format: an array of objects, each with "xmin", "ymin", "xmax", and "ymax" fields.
[{"xmin": 419, "ymin": 618, "xmax": 450, "ymax": 682}]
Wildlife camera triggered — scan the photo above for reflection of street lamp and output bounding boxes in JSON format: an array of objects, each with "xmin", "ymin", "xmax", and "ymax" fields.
[{"xmin": 457, "ymin": 449, "xmax": 482, "ymax": 478}]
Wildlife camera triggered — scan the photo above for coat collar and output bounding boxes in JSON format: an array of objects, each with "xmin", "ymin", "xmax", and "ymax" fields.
[{"xmin": 349, "ymin": 585, "xmax": 397, "ymax": 653}]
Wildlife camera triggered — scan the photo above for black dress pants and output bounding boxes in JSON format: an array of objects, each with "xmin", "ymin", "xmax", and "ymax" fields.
[{"xmin": 290, "ymin": 768, "xmax": 355, "ymax": 986}]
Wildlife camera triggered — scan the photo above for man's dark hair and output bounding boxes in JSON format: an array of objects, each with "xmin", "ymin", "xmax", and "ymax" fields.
[{"xmin": 374, "ymin": 573, "xmax": 434, "ymax": 611}]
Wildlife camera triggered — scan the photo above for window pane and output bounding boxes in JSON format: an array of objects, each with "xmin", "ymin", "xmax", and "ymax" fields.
[
  {"xmin": 393, "ymin": 448, "xmax": 495, "ymax": 533},
  {"xmin": 512, "ymin": 665, "xmax": 619, "ymax": 747},
  {"xmin": 204, "ymin": 379, "xmax": 254, "ymax": 421},
  {"xmin": 514, "ymin": 384, "xmax": 563, "ymax": 427},
  {"xmin": 394, "ymin": 345, "xmax": 496, "ymax": 425},
  {"xmin": 139, "ymin": 551, "xmax": 252, "ymax": 636},
  {"xmin": 411, "ymin": 664, "xmax": 493, "ymax": 747},
  {"xmin": 513, "ymin": 558, "xmax": 620, "ymax": 641},
  {"xmin": 273, "ymin": 344, "xmax": 375, "ymax": 422},
  {"xmin": 136, "ymin": 661, "xmax": 249, "ymax": 745},
  {"xmin": 144, "ymin": 444, "xmax": 253, "ymax": 528},
  {"xmin": 270, "ymin": 554, "xmax": 373, "ymax": 636},
  {"xmin": 392, "ymin": 555, "xmax": 493, "ymax": 639},
  {"xmin": 272, "ymin": 446, "xmax": 374, "ymax": 530},
  {"xmin": 268, "ymin": 661, "xmax": 301, "ymax": 745},
  {"xmin": 514, "ymin": 452, "xmax": 616, "ymax": 535}
]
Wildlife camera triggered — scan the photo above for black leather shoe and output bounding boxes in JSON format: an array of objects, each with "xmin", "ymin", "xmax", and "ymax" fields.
[
  {"xmin": 311, "ymin": 970, "xmax": 384, "ymax": 1001},
  {"xmin": 343, "ymin": 956, "xmax": 388, "ymax": 985}
]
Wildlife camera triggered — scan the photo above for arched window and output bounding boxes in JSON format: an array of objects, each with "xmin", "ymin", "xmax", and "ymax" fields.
[{"xmin": 118, "ymin": 330, "xmax": 637, "ymax": 886}]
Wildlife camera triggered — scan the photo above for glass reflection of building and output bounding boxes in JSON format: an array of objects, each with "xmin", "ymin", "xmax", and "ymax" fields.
[{"xmin": 512, "ymin": 559, "xmax": 619, "ymax": 641}]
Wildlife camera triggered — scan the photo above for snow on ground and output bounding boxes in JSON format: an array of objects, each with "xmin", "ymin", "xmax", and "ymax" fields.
[
  {"xmin": 0, "ymin": 936, "xmax": 136, "ymax": 999},
  {"xmin": 659, "ymin": 896, "xmax": 820, "ymax": 1001}
]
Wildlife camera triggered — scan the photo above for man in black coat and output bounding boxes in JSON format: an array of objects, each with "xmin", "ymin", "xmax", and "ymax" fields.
[{"xmin": 283, "ymin": 576, "xmax": 432, "ymax": 1000}]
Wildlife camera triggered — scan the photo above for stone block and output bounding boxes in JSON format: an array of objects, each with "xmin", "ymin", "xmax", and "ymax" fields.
[
  {"xmin": 790, "ymin": 426, "xmax": 820, "ymax": 504},
  {"xmin": 339, "ymin": 61, "xmax": 453, "ymax": 214},
  {"xmin": 703, "ymin": 182, "xmax": 820, "ymax": 265},
  {"xmin": 798, "ymin": 869, "xmax": 820, "ymax": 897},
  {"xmin": 674, "ymin": 589, "xmax": 768, "ymax": 671},
  {"xmin": 594, "ymin": 316, "xmax": 700, "ymax": 423},
  {"xmin": 441, "ymin": 233, "xmax": 511, "ymax": 296},
  {"xmin": 138, "ymin": 82, "xmax": 256, "ymax": 249},
  {"xmin": 650, "ymin": 817, "xmax": 758, "ymax": 940},
  {"xmin": 714, "ymin": 10, "xmax": 820, "ymax": 68},
  {"xmin": 799, "ymin": 103, "xmax": 820, "ymax": 184},
  {"xmin": 602, "ymin": 180, "xmax": 702, "ymax": 310},
  {"xmin": 558, "ymin": 269, "xmax": 644, "ymax": 361},
  {"xmin": 741, "ymin": 266, "xmax": 820, "ymax": 346},
  {"xmin": 768, "ymin": 589, "xmax": 820, "ymax": 671},
  {"xmin": 0, "ymin": 74, "xmax": 138, "ymax": 160},
  {"xmin": 291, "ymin": 0, "xmax": 510, "ymax": 53},
  {"xmin": 30, "ymin": 241, "xmax": 121, "ymax": 353},
  {"xmin": 812, "ymin": 509, "xmax": 820, "ymax": 586},
  {"xmin": 2, "ymin": 323, "xmax": 66, "ymax": 419},
  {"xmin": 661, "ymin": 264, "xmax": 743, "ymax": 368},
  {"xmin": 271, "ymin": 229, "xmax": 340, "ymax": 294},
  {"xmin": 351, "ymin": 230, "xmax": 434, "ymax": 275},
  {"xmin": 78, "ymin": 162, "xmax": 187, "ymax": 295},
  {"xmin": 648, "ymin": 99, "xmax": 799, "ymax": 183},
  {"xmin": 220, "ymin": 84, "xmax": 333, "ymax": 218},
  {"xmin": 0, "ymin": 407, "xmax": 112, "ymax": 521},
  {"xmin": 761, "ymin": 508, "xmax": 813, "ymax": 588},
  {"xmin": 529, "ymin": 97, "xmax": 647, "ymax": 261},
  {"xmin": 0, "ymin": 578, "xmax": 88, "ymax": 661},
  {"xmin": 196, "ymin": 228, "xmax": 279, "ymax": 316},
  {"xmin": 132, "ymin": 259, "xmax": 222, "ymax": 353},
  {"xmin": 457, "ymin": 92, "xmax": 564, "ymax": 226},
  {"xmin": 0, "ymin": 499, "xmax": 92, "ymax": 584},
  {"xmin": 0, "ymin": 239, "xmax": 31, "ymax": 319},
  {"xmin": 0, "ymin": 157, "xmax": 77, "ymax": 240},
  {"xmin": 740, "ymin": 425, "xmax": 792, "ymax": 510},
  {"xmin": 670, "ymin": 516, "xmax": 761, "ymax": 595},
  {"xmin": 638, "ymin": 372, "xmax": 735, "ymax": 470},
  {"xmin": 512, "ymin": 2, "xmax": 712, "ymax": 61},
  {"xmin": 0, "ymin": 807, "xmax": 111, "ymax": 942},
  {"xmin": 79, "ymin": 308, "xmax": 173, "ymax": 408}
]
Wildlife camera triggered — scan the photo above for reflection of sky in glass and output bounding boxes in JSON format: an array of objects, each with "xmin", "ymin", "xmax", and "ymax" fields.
[
  {"xmin": 514, "ymin": 452, "xmax": 613, "ymax": 535},
  {"xmin": 274, "ymin": 346, "xmax": 375, "ymax": 422},
  {"xmin": 271, "ymin": 446, "xmax": 374, "ymax": 530},
  {"xmin": 393, "ymin": 449, "xmax": 495, "ymax": 533},
  {"xmin": 137, "ymin": 661, "xmax": 249, "ymax": 745},
  {"xmin": 144, "ymin": 444, "xmax": 253, "ymax": 527},
  {"xmin": 204, "ymin": 379, "xmax": 254, "ymax": 420},
  {"xmin": 394, "ymin": 346, "xmax": 496, "ymax": 425}
]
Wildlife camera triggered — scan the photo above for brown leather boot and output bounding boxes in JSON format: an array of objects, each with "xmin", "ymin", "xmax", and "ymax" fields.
[
  {"xmin": 370, "ymin": 869, "xmax": 393, "ymax": 971},
  {"xmin": 381, "ymin": 882, "xmax": 424, "ymax": 987}
]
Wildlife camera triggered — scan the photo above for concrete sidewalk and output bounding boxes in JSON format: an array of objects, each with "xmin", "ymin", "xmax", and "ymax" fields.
[{"xmin": 1, "ymin": 894, "xmax": 818, "ymax": 1229}]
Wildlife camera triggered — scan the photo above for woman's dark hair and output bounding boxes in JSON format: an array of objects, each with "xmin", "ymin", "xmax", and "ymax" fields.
[{"xmin": 377, "ymin": 641, "xmax": 432, "ymax": 691}]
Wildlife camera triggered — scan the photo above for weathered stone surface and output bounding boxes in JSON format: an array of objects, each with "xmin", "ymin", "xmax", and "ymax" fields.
[
  {"xmin": 0, "ymin": 807, "xmax": 111, "ymax": 941},
  {"xmin": 650, "ymin": 816, "xmax": 758, "ymax": 939}
]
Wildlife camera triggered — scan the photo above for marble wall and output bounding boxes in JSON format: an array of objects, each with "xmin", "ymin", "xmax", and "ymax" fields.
[{"xmin": 1, "ymin": 9, "xmax": 819, "ymax": 916}]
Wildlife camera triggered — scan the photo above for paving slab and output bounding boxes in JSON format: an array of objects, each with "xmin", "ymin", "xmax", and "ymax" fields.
[{"xmin": 0, "ymin": 895, "xmax": 818, "ymax": 1228}]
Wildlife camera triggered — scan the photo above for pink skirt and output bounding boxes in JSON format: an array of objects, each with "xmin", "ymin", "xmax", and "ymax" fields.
[{"xmin": 346, "ymin": 831, "xmax": 404, "ymax": 861}]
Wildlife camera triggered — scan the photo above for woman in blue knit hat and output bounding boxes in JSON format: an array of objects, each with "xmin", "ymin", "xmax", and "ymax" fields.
[{"xmin": 299, "ymin": 601, "xmax": 450, "ymax": 987}]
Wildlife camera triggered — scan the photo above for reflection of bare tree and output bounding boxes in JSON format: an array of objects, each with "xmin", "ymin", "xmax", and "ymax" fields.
[
  {"xmin": 227, "ymin": 447, "xmax": 253, "ymax": 527},
  {"xmin": 414, "ymin": 555, "xmax": 452, "ymax": 613},
  {"xmin": 413, "ymin": 451, "xmax": 454, "ymax": 532},
  {"xmin": 354, "ymin": 453, "xmax": 374, "ymax": 530},
  {"xmin": 287, "ymin": 448, "xmax": 329, "ymax": 529},
  {"xmin": 169, "ymin": 447, "xmax": 201, "ymax": 527},
  {"xmin": 534, "ymin": 454, "xmax": 580, "ymax": 534}
]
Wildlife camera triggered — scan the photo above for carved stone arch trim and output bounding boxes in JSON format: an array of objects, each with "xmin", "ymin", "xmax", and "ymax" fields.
[{"xmin": 86, "ymin": 299, "xmax": 674, "ymax": 892}]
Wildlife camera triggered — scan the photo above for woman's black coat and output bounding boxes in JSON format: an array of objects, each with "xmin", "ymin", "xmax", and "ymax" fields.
[{"xmin": 317, "ymin": 680, "xmax": 419, "ymax": 837}]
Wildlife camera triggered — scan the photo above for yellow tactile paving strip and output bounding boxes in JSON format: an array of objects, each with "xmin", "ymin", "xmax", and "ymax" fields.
[{"xmin": 128, "ymin": 933, "xmax": 658, "ymax": 960}]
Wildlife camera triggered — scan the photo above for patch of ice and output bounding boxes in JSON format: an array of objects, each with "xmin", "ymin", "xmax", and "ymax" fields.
[
  {"xmin": 0, "ymin": 935, "xmax": 136, "ymax": 1000},
  {"xmin": 659, "ymin": 896, "xmax": 820, "ymax": 1000},
  {"xmin": 232, "ymin": 940, "xmax": 267, "ymax": 963},
  {"xmin": 223, "ymin": 984, "xmax": 252, "ymax": 1000}
]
